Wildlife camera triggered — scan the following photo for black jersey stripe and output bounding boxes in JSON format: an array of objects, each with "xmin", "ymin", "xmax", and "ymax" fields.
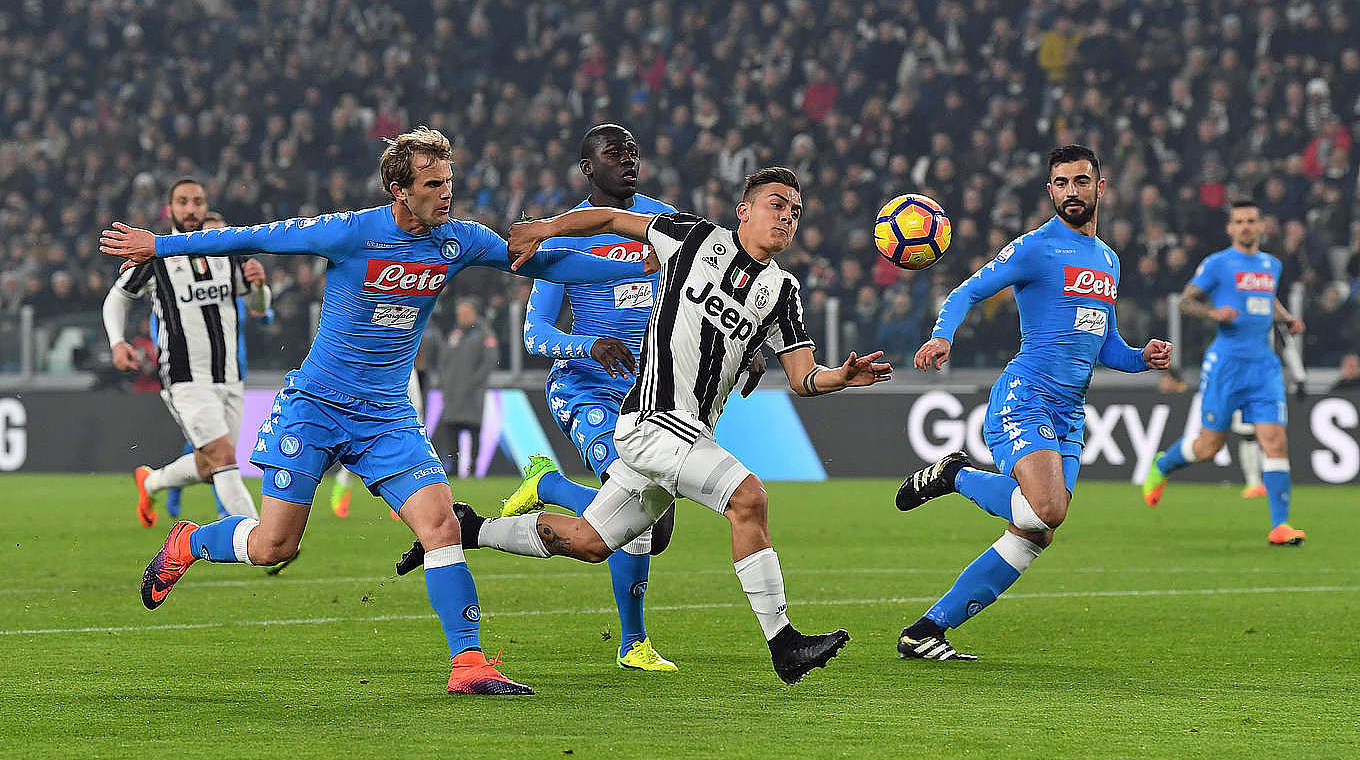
[
  {"xmin": 637, "ymin": 221, "xmax": 710, "ymax": 412},
  {"xmin": 692, "ymin": 319, "xmax": 726, "ymax": 424},
  {"xmin": 150, "ymin": 260, "xmax": 193, "ymax": 384},
  {"xmin": 201, "ymin": 303, "xmax": 228, "ymax": 383}
]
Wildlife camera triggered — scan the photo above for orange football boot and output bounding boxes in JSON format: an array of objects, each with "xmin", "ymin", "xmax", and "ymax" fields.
[
  {"xmin": 447, "ymin": 649, "xmax": 534, "ymax": 695},
  {"xmin": 1267, "ymin": 524, "xmax": 1305, "ymax": 546},
  {"xmin": 1240, "ymin": 484, "xmax": 1267, "ymax": 499},
  {"xmin": 140, "ymin": 520, "xmax": 199, "ymax": 610},
  {"xmin": 134, "ymin": 466, "xmax": 157, "ymax": 528}
]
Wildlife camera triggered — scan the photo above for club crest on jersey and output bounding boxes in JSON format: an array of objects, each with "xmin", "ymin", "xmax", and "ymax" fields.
[
  {"xmin": 754, "ymin": 285, "xmax": 771, "ymax": 310},
  {"xmin": 589, "ymin": 240, "xmax": 650, "ymax": 262},
  {"xmin": 363, "ymin": 260, "xmax": 448, "ymax": 296},
  {"xmin": 586, "ymin": 408, "xmax": 606, "ymax": 426},
  {"xmin": 1235, "ymin": 271, "xmax": 1276, "ymax": 292},
  {"xmin": 591, "ymin": 442, "xmax": 609, "ymax": 462},
  {"xmin": 729, "ymin": 269, "xmax": 751, "ymax": 289},
  {"xmin": 280, "ymin": 435, "xmax": 301, "ymax": 457},
  {"xmin": 441, "ymin": 240, "xmax": 461, "ymax": 261},
  {"xmin": 1063, "ymin": 267, "xmax": 1117, "ymax": 303}
]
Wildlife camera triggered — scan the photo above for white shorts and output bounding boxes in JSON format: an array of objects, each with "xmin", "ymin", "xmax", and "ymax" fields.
[
  {"xmin": 161, "ymin": 381, "xmax": 244, "ymax": 449},
  {"xmin": 612, "ymin": 411, "xmax": 751, "ymax": 513}
]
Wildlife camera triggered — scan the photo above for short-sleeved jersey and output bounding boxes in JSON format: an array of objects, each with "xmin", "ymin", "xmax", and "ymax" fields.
[
  {"xmin": 621, "ymin": 212, "xmax": 812, "ymax": 429},
  {"xmin": 524, "ymin": 193, "xmax": 677, "ymax": 394},
  {"xmin": 1191, "ymin": 247, "xmax": 1281, "ymax": 361},
  {"xmin": 932, "ymin": 215, "xmax": 1146, "ymax": 407},
  {"xmin": 154, "ymin": 205, "xmax": 645, "ymax": 404},
  {"xmin": 116, "ymin": 254, "xmax": 250, "ymax": 387}
]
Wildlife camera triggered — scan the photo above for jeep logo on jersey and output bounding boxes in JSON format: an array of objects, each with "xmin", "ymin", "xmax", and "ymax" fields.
[
  {"xmin": 1235, "ymin": 271, "xmax": 1276, "ymax": 292},
  {"xmin": 685, "ymin": 281, "xmax": 755, "ymax": 341},
  {"xmin": 1063, "ymin": 267, "xmax": 1117, "ymax": 303},
  {"xmin": 178, "ymin": 282, "xmax": 233, "ymax": 304},
  {"xmin": 362, "ymin": 260, "xmax": 448, "ymax": 295},
  {"xmin": 590, "ymin": 241, "xmax": 651, "ymax": 262}
]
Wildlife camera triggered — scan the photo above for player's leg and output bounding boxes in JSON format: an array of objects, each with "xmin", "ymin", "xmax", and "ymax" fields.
[
  {"xmin": 1145, "ymin": 365, "xmax": 1236, "ymax": 506},
  {"xmin": 1254, "ymin": 423, "xmax": 1302, "ymax": 544},
  {"xmin": 164, "ymin": 440, "xmax": 195, "ymax": 519},
  {"xmin": 1233, "ymin": 414, "xmax": 1266, "ymax": 498}
]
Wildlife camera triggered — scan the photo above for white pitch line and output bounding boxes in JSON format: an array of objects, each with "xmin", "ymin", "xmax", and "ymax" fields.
[
  {"xmin": 4, "ymin": 584, "xmax": 1357, "ymax": 637},
  {"xmin": 3, "ymin": 565, "xmax": 1354, "ymax": 597}
]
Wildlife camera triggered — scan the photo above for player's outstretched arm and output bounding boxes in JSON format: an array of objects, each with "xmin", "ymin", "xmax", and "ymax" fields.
[
  {"xmin": 778, "ymin": 346, "xmax": 891, "ymax": 397},
  {"xmin": 101, "ymin": 214, "xmax": 356, "ymax": 271},
  {"xmin": 508, "ymin": 209, "xmax": 657, "ymax": 271}
]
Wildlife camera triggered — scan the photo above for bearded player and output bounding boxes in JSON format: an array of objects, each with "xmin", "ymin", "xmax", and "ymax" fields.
[{"xmin": 894, "ymin": 145, "xmax": 1173, "ymax": 660}]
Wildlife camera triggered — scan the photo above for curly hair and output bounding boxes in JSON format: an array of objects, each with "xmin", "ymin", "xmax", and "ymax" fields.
[{"xmin": 379, "ymin": 126, "xmax": 453, "ymax": 197}]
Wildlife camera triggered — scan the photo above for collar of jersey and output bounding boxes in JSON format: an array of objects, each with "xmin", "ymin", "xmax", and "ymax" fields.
[{"xmin": 729, "ymin": 230, "xmax": 770, "ymax": 271}]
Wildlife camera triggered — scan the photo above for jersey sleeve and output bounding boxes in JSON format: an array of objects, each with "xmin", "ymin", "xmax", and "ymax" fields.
[
  {"xmin": 1096, "ymin": 306, "xmax": 1149, "ymax": 372},
  {"xmin": 645, "ymin": 212, "xmax": 706, "ymax": 264},
  {"xmin": 1190, "ymin": 255, "xmax": 1217, "ymax": 294},
  {"xmin": 462, "ymin": 221, "xmax": 647, "ymax": 283},
  {"xmin": 155, "ymin": 211, "xmax": 359, "ymax": 262},
  {"xmin": 764, "ymin": 279, "xmax": 815, "ymax": 355},
  {"xmin": 522, "ymin": 280, "xmax": 596, "ymax": 358},
  {"xmin": 931, "ymin": 236, "xmax": 1034, "ymax": 342},
  {"xmin": 113, "ymin": 262, "xmax": 155, "ymax": 298}
]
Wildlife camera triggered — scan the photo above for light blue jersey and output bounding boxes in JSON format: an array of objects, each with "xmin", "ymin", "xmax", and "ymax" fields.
[
  {"xmin": 1191, "ymin": 247, "xmax": 1286, "ymax": 429},
  {"xmin": 524, "ymin": 194, "xmax": 675, "ymax": 475},
  {"xmin": 933, "ymin": 215, "xmax": 1148, "ymax": 483}
]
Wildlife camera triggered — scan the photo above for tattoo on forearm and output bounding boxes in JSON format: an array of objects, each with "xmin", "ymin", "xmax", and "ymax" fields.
[
  {"xmin": 801, "ymin": 368, "xmax": 821, "ymax": 396},
  {"xmin": 539, "ymin": 524, "xmax": 572, "ymax": 556}
]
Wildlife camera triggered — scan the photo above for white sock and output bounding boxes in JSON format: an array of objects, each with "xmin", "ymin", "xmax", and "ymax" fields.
[
  {"xmin": 1009, "ymin": 489, "xmax": 1052, "ymax": 533},
  {"xmin": 992, "ymin": 531, "xmax": 1044, "ymax": 573},
  {"xmin": 1239, "ymin": 440, "xmax": 1263, "ymax": 488},
  {"xmin": 478, "ymin": 515, "xmax": 551, "ymax": 558},
  {"xmin": 734, "ymin": 547, "xmax": 790, "ymax": 640},
  {"xmin": 423, "ymin": 544, "xmax": 467, "ymax": 568},
  {"xmin": 211, "ymin": 465, "xmax": 259, "ymax": 518},
  {"xmin": 336, "ymin": 467, "xmax": 353, "ymax": 488},
  {"xmin": 145, "ymin": 454, "xmax": 202, "ymax": 492},
  {"xmin": 1180, "ymin": 436, "xmax": 1199, "ymax": 463},
  {"xmin": 621, "ymin": 526, "xmax": 653, "ymax": 556},
  {"xmin": 233, "ymin": 517, "xmax": 259, "ymax": 565}
]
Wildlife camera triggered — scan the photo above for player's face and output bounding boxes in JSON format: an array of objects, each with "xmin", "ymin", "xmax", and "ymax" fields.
[
  {"xmin": 737, "ymin": 183, "xmax": 801, "ymax": 254},
  {"xmin": 1227, "ymin": 206, "xmax": 1262, "ymax": 248},
  {"xmin": 396, "ymin": 155, "xmax": 453, "ymax": 228},
  {"xmin": 1047, "ymin": 160, "xmax": 1103, "ymax": 227},
  {"xmin": 169, "ymin": 183, "xmax": 208, "ymax": 232},
  {"xmin": 584, "ymin": 132, "xmax": 640, "ymax": 198}
]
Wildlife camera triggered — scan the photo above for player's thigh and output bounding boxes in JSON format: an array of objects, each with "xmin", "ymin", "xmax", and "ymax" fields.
[
  {"xmin": 1253, "ymin": 423, "xmax": 1288, "ymax": 458},
  {"xmin": 1240, "ymin": 362, "xmax": 1287, "ymax": 429},
  {"xmin": 342, "ymin": 402, "xmax": 446, "ymax": 513},
  {"xmin": 981, "ymin": 374, "xmax": 1063, "ymax": 477},
  {"xmin": 164, "ymin": 381, "xmax": 233, "ymax": 449},
  {"xmin": 677, "ymin": 437, "xmax": 754, "ymax": 515},
  {"xmin": 396, "ymin": 482, "xmax": 462, "ymax": 549},
  {"xmin": 219, "ymin": 382, "xmax": 245, "ymax": 445},
  {"xmin": 584, "ymin": 460, "xmax": 671, "ymax": 551},
  {"xmin": 255, "ymin": 493, "xmax": 312, "ymax": 551},
  {"xmin": 1197, "ymin": 353, "xmax": 1238, "ymax": 432},
  {"xmin": 251, "ymin": 388, "xmax": 345, "ymax": 503},
  {"xmin": 1009, "ymin": 448, "xmax": 1069, "ymax": 522}
]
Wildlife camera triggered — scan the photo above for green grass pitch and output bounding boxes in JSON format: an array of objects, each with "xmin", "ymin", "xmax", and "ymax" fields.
[{"xmin": 2, "ymin": 474, "xmax": 1357, "ymax": 759}]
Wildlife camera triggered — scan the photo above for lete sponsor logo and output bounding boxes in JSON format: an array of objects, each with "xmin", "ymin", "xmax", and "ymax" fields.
[
  {"xmin": 1063, "ymin": 267, "xmax": 1118, "ymax": 303},
  {"xmin": 590, "ymin": 241, "xmax": 651, "ymax": 262},
  {"xmin": 1235, "ymin": 271, "xmax": 1276, "ymax": 293},
  {"xmin": 362, "ymin": 260, "xmax": 448, "ymax": 295}
]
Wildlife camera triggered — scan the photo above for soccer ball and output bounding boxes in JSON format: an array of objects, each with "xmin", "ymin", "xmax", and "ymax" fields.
[{"xmin": 874, "ymin": 194, "xmax": 952, "ymax": 270}]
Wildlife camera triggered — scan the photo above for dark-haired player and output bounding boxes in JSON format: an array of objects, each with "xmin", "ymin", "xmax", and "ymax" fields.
[
  {"xmin": 896, "ymin": 145, "xmax": 1173, "ymax": 660},
  {"xmin": 455, "ymin": 167, "xmax": 892, "ymax": 685},
  {"xmin": 1142, "ymin": 199, "xmax": 1306, "ymax": 545}
]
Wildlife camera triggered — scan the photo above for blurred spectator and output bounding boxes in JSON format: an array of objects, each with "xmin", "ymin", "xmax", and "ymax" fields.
[{"xmin": 1332, "ymin": 353, "xmax": 1360, "ymax": 391}]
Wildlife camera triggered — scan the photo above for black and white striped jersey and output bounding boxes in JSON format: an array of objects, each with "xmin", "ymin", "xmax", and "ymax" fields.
[
  {"xmin": 622, "ymin": 212, "xmax": 813, "ymax": 431},
  {"xmin": 115, "ymin": 255, "xmax": 249, "ymax": 386}
]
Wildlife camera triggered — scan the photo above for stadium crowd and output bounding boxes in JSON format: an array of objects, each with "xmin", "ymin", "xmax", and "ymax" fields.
[{"xmin": 1, "ymin": 0, "xmax": 1357, "ymax": 377}]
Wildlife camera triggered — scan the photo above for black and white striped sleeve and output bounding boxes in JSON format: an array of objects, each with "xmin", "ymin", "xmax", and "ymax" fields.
[
  {"xmin": 645, "ymin": 212, "xmax": 706, "ymax": 264},
  {"xmin": 113, "ymin": 263, "xmax": 155, "ymax": 298},
  {"xmin": 764, "ymin": 278, "xmax": 814, "ymax": 356}
]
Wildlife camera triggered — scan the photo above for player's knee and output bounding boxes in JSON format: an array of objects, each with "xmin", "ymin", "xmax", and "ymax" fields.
[
  {"xmin": 649, "ymin": 505, "xmax": 676, "ymax": 556},
  {"xmin": 251, "ymin": 533, "xmax": 301, "ymax": 565},
  {"xmin": 1031, "ymin": 493, "xmax": 1068, "ymax": 530},
  {"xmin": 576, "ymin": 527, "xmax": 613, "ymax": 564},
  {"xmin": 419, "ymin": 508, "xmax": 462, "ymax": 548},
  {"xmin": 725, "ymin": 478, "xmax": 768, "ymax": 526}
]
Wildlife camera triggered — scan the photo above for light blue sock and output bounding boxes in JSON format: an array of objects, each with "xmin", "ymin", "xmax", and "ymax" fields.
[
  {"xmin": 188, "ymin": 515, "xmax": 250, "ymax": 562},
  {"xmin": 424, "ymin": 545, "xmax": 481, "ymax": 656},
  {"xmin": 924, "ymin": 533, "xmax": 1043, "ymax": 629},
  {"xmin": 609, "ymin": 549, "xmax": 649, "ymax": 653},
  {"xmin": 167, "ymin": 440, "xmax": 195, "ymax": 518},
  {"xmin": 538, "ymin": 470, "xmax": 598, "ymax": 516},
  {"xmin": 1263, "ymin": 460, "xmax": 1291, "ymax": 527},
  {"xmin": 954, "ymin": 467, "xmax": 1018, "ymax": 520},
  {"xmin": 1157, "ymin": 436, "xmax": 1194, "ymax": 475}
]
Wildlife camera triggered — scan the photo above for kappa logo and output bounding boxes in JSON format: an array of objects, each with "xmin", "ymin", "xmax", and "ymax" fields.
[
  {"xmin": 1011, "ymin": 438, "xmax": 1031, "ymax": 453},
  {"xmin": 280, "ymin": 435, "xmax": 301, "ymax": 457},
  {"xmin": 365, "ymin": 240, "xmax": 402, "ymax": 249},
  {"xmin": 1009, "ymin": 378, "xmax": 1022, "ymax": 388},
  {"xmin": 586, "ymin": 408, "xmax": 606, "ymax": 426},
  {"xmin": 260, "ymin": 420, "xmax": 273, "ymax": 435},
  {"xmin": 411, "ymin": 465, "xmax": 443, "ymax": 480},
  {"xmin": 254, "ymin": 439, "xmax": 267, "ymax": 452}
]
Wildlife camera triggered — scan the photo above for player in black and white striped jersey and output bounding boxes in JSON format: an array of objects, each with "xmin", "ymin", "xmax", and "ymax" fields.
[
  {"xmin": 103, "ymin": 178, "xmax": 272, "ymax": 528},
  {"xmin": 461, "ymin": 167, "xmax": 893, "ymax": 685}
]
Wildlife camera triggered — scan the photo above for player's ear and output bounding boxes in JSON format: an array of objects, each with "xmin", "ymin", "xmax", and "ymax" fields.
[
  {"xmin": 736, "ymin": 200, "xmax": 749, "ymax": 223},
  {"xmin": 390, "ymin": 182, "xmax": 405, "ymax": 202},
  {"xmin": 580, "ymin": 158, "xmax": 593, "ymax": 180}
]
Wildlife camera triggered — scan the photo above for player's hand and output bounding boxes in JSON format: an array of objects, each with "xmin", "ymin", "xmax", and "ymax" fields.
[
  {"xmin": 913, "ymin": 337, "xmax": 951, "ymax": 371},
  {"xmin": 642, "ymin": 249, "xmax": 660, "ymax": 275},
  {"xmin": 507, "ymin": 220, "xmax": 552, "ymax": 271},
  {"xmin": 242, "ymin": 258, "xmax": 266, "ymax": 287},
  {"xmin": 590, "ymin": 337, "xmax": 636, "ymax": 378},
  {"xmin": 1286, "ymin": 316, "xmax": 1305, "ymax": 335},
  {"xmin": 841, "ymin": 350, "xmax": 892, "ymax": 387},
  {"xmin": 740, "ymin": 351, "xmax": 766, "ymax": 397},
  {"xmin": 1208, "ymin": 306, "xmax": 1238, "ymax": 323},
  {"xmin": 1143, "ymin": 339, "xmax": 1173, "ymax": 370},
  {"xmin": 99, "ymin": 222, "xmax": 157, "ymax": 272},
  {"xmin": 111, "ymin": 341, "xmax": 141, "ymax": 372}
]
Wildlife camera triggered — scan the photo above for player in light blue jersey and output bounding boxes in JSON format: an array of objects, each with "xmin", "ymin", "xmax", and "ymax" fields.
[
  {"xmin": 101, "ymin": 127, "xmax": 653, "ymax": 695},
  {"xmin": 894, "ymin": 146, "xmax": 1173, "ymax": 660},
  {"xmin": 1142, "ymin": 200, "xmax": 1307, "ymax": 545}
]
